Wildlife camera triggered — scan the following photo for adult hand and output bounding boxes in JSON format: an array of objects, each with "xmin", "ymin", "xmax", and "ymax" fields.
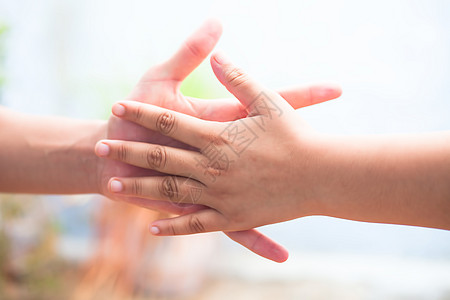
[{"xmin": 96, "ymin": 20, "xmax": 341, "ymax": 261}]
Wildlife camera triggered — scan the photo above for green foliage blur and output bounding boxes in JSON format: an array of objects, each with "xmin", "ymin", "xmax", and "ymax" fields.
[
  {"xmin": 0, "ymin": 195, "xmax": 76, "ymax": 300},
  {"xmin": 180, "ymin": 60, "xmax": 229, "ymax": 99},
  {"xmin": 0, "ymin": 20, "xmax": 7, "ymax": 91}
]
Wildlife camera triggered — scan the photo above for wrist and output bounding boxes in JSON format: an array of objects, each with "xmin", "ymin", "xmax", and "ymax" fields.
[
  {"xmin": 88, "ymin": 120, "xmax": 107, "ymax": 194},
  {"xmin": 291, "ymin": 130, "xmax": 345, "ymax": 218},
  {"xmin": 303, "ymin": 134, "xmax": 389, "ymax": 221}
]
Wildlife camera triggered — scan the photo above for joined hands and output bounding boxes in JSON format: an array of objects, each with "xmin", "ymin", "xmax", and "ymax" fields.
[{"xmin": 96, "ymin": 20, "xmax": 341, "ymax": 262}]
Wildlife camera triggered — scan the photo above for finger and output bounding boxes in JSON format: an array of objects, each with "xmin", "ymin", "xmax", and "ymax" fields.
[
  {"xmin": 210, "ymin": 51, "xmax": 292, "ymax": 116},
  {"xmin": 112, "ymin": 101, "xmax": 218, "ymax": 149},
  {"xmin": 96, "ymin": 140, "xmax": 205, "ymax": 181},
  {"xmin": 118, "ymin": 195, "xmax": 289, "ymax": 263},
  {"xmin": 116, "ymin": 196, "xmax": 289, "ymax": 263},
  {"xmin": 151, "ymin": 210, "xmax": 289, "ymax": 263},
  {"xmin": 118, "ymin": 196, "xmax": 205, "ymax": 215},
  {"xmin": 156, "ymin": 19, "xmax": 222, "ymax": 82},
  {"xmin": 107, "ymin": 176, "xmax": 207, "ymax": 205},
  {"xmin": 224, "ymin": 230, "xmax": 289, "ymax": 263},
  {"xmin": 149, "ymin": 209, "xmax": 227, "ymax": 235},
  {"xmin": 186, "ymin": 83, "xmax": 342, "ymax": 122},
  {"xmin": 118, "ymin": 195, "xmax": 290, "ymax": 263},
  {"xmin": 278, "ymin": 83, "xmax": 342, "ymax": 109}
]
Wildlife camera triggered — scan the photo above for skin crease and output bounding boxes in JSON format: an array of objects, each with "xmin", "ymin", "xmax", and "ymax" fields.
[
  {"xmin": 0, "ymin": 107, "xmax": 105, "ymax": 194},
  {"xmin": 0, "ymin": 20, "xmax": 342, "ymax": 262},
  {"xmin": 97, "ymin": 51, "xmax": 450, "ymax": 237}
]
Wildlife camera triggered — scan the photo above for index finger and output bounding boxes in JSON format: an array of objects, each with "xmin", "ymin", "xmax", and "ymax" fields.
[
  {"xmin": 112, "ymin": 101, "xmax": 219, "ymax": 149},
  {"xmin": 210, "ymin": 52, "xmax": 292, "ymax": 117}
]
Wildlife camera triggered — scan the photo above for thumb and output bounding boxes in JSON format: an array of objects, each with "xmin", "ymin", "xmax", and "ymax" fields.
[
  {"xmin": 144, "ymin": 19, "xmax": 222, "ymax": 83},
  {"xmin": 210, "ymin": 52, "xmax": 291, "ymax": 116}
]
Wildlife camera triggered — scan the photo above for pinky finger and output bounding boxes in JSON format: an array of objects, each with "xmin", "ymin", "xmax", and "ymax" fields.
[{"xmin": 150, "ymin": 209, "xmax": 227, "ymax": 236}]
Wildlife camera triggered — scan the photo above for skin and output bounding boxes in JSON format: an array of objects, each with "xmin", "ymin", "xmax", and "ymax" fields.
[
  {"xmin": 97, "ymin": 51, "xmax": 450, "ymax": 236},
  {"xmin": 0, "ymin": 106, "xmax": 105, "ymax": 194},
  {"xmin": 0, "ymin": 20, "xmax": 342, "ymax": 262}
]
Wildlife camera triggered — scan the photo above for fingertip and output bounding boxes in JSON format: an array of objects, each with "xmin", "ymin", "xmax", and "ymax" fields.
[
  {"xmin": 149, "ymin": 225, "xmax": 161, "ymax": 235},
  {"xmin": 95, "ymin": 141, "xmax": 110, "ymax": 157},
  {"xmin": 316, "ymin": 82, "xmax": 343, "ymax": 100},
  {"xmin": 262, "ymin": 239, "xmax": 289, "ymax": 263},
  {"xmin": 210, "ymin": 51, "xmax": 237, "ymax": 89},
  {"xmin": 202, "ymin": 18, "xmax": 223, "ymax": 38},
  {"xmin": 328, "ymin": 82, "xmax": 343, "ymax": 98},
  {"xmin": 109, "ymin": 178, "xmax": 124, "ymax": 193},
  {"xmin": 211, "ymin": 50, "xmax": 231, "ymax": 67},
  {"xmin": 210, "ymin": 53, "xmax": 222, "ymax": 80},
  {"xmin": 256, "ymin": 236, "xmax": 290, "ymax": 263},
  {"xmin": 274, "ymin": 248, "xmax": 290, "ymax": 263},
  {"xmin": 335, "ymin": 85, "xmax": 343, "ymax": 98},
  {"xmin": 112, "ymin": 103, "xmax": 126, "ymax": 117}
]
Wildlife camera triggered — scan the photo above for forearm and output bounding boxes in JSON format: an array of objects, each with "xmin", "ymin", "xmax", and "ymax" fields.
[
  {"xmin": 313, "ymin": 132, "xmax": 450, "ymax": 230},
  {"xmin": 0, "ymin": 106, "xmax": 106, "ymax": 194}
]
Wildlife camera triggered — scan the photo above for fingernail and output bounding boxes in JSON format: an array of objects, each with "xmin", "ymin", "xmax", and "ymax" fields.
[
  {"xmin": 150, "ymin": 226, "xmax": 160, "ymax": 235},
  {"xmin": 213, "ymin": 51, "xmax": 230, "ymax": 65},
  {"xmin": 110, "ymin": 180, "xmax": 123, "ymax": 193},
  {"xmin": 96, "ymin": 142, "xmax": 110, "ymax": 157},
  {"xmin": 112, "ymin": 104, "xmax": 126, "ymax": 116}
]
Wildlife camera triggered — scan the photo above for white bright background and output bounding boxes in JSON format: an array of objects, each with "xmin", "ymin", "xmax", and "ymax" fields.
[{"xmin": 1, "ymin": 0, "xmax": 450, "ymax": 299}]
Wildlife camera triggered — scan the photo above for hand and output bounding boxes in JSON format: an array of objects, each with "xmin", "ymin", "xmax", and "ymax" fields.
[
  {"xmin": 96, "ymin": 20, "xmax": 341, "ymax": 261},
  {"xmin": 96, "ymin": 52, "xmax": 333, "ymax": 237}
]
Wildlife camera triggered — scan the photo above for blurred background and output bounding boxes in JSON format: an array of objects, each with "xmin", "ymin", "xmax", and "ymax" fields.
[{"xmin": 0, "ymin": 0, "xmax": 450, "ymax": 299}]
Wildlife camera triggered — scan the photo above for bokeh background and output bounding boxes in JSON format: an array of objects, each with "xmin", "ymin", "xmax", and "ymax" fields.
[{"xmin": 1, "ymin": 0, "xmax": 450, "ymax": 299}]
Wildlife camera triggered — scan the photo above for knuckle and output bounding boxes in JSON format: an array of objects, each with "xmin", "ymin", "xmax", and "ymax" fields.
[
  {"xmin": 187, "ymin": 215, "xmax": 205, "ymax": 233},
  {"xmin": 134, "ymin": 105, "xmax": 146, "ymax": 123},
  {"xmin": 168, "ymin": 223, "xmax": 177, "ymax": 236},
  {"xmin": 156, "ymin": 111, "xmax": 176, "ymax": 135},
  {"xmin": 116, "ymin": 143, "xmax": 128, "ymax": 161},
  {"xmin": 131, "ymin": 179, "xmax": 143, "ymax": 195},
  {"xmin": 183, "ymin": 40, "xmax": 205, "ymax": 59},
  {"xmin": 225, "ymin": 67, "xmax": 248, "ymax": 88},
  {"xmin": 250, "ymin": 230, "xmax": 264, "ymax": 249},
  {"xmin": 201, "ymin": 132, "xmax": 229, "ymax": 146},
  {"xmin": 159, "ymin": 176, "xmax": 179, "ymax": 201},
  {"xmin": 146, "ymin": 146, "xmax": 167, "ymax": 169},
  {"xmin": 229, "ymin": 211, "xmax": 246, "ymax": 225},
  {"xmin": 205, "ymin": 166, "xmax": 223, "ymax": 178}
]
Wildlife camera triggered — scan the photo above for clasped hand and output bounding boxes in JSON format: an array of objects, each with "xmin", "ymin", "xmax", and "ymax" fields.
[
  {"xmin": 97, "ymin": 51, "xmax": 331, "ymax": 240},
  {"xmin": 96, "ymin": 20, "xmax": 341, "ymax": 262}
]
